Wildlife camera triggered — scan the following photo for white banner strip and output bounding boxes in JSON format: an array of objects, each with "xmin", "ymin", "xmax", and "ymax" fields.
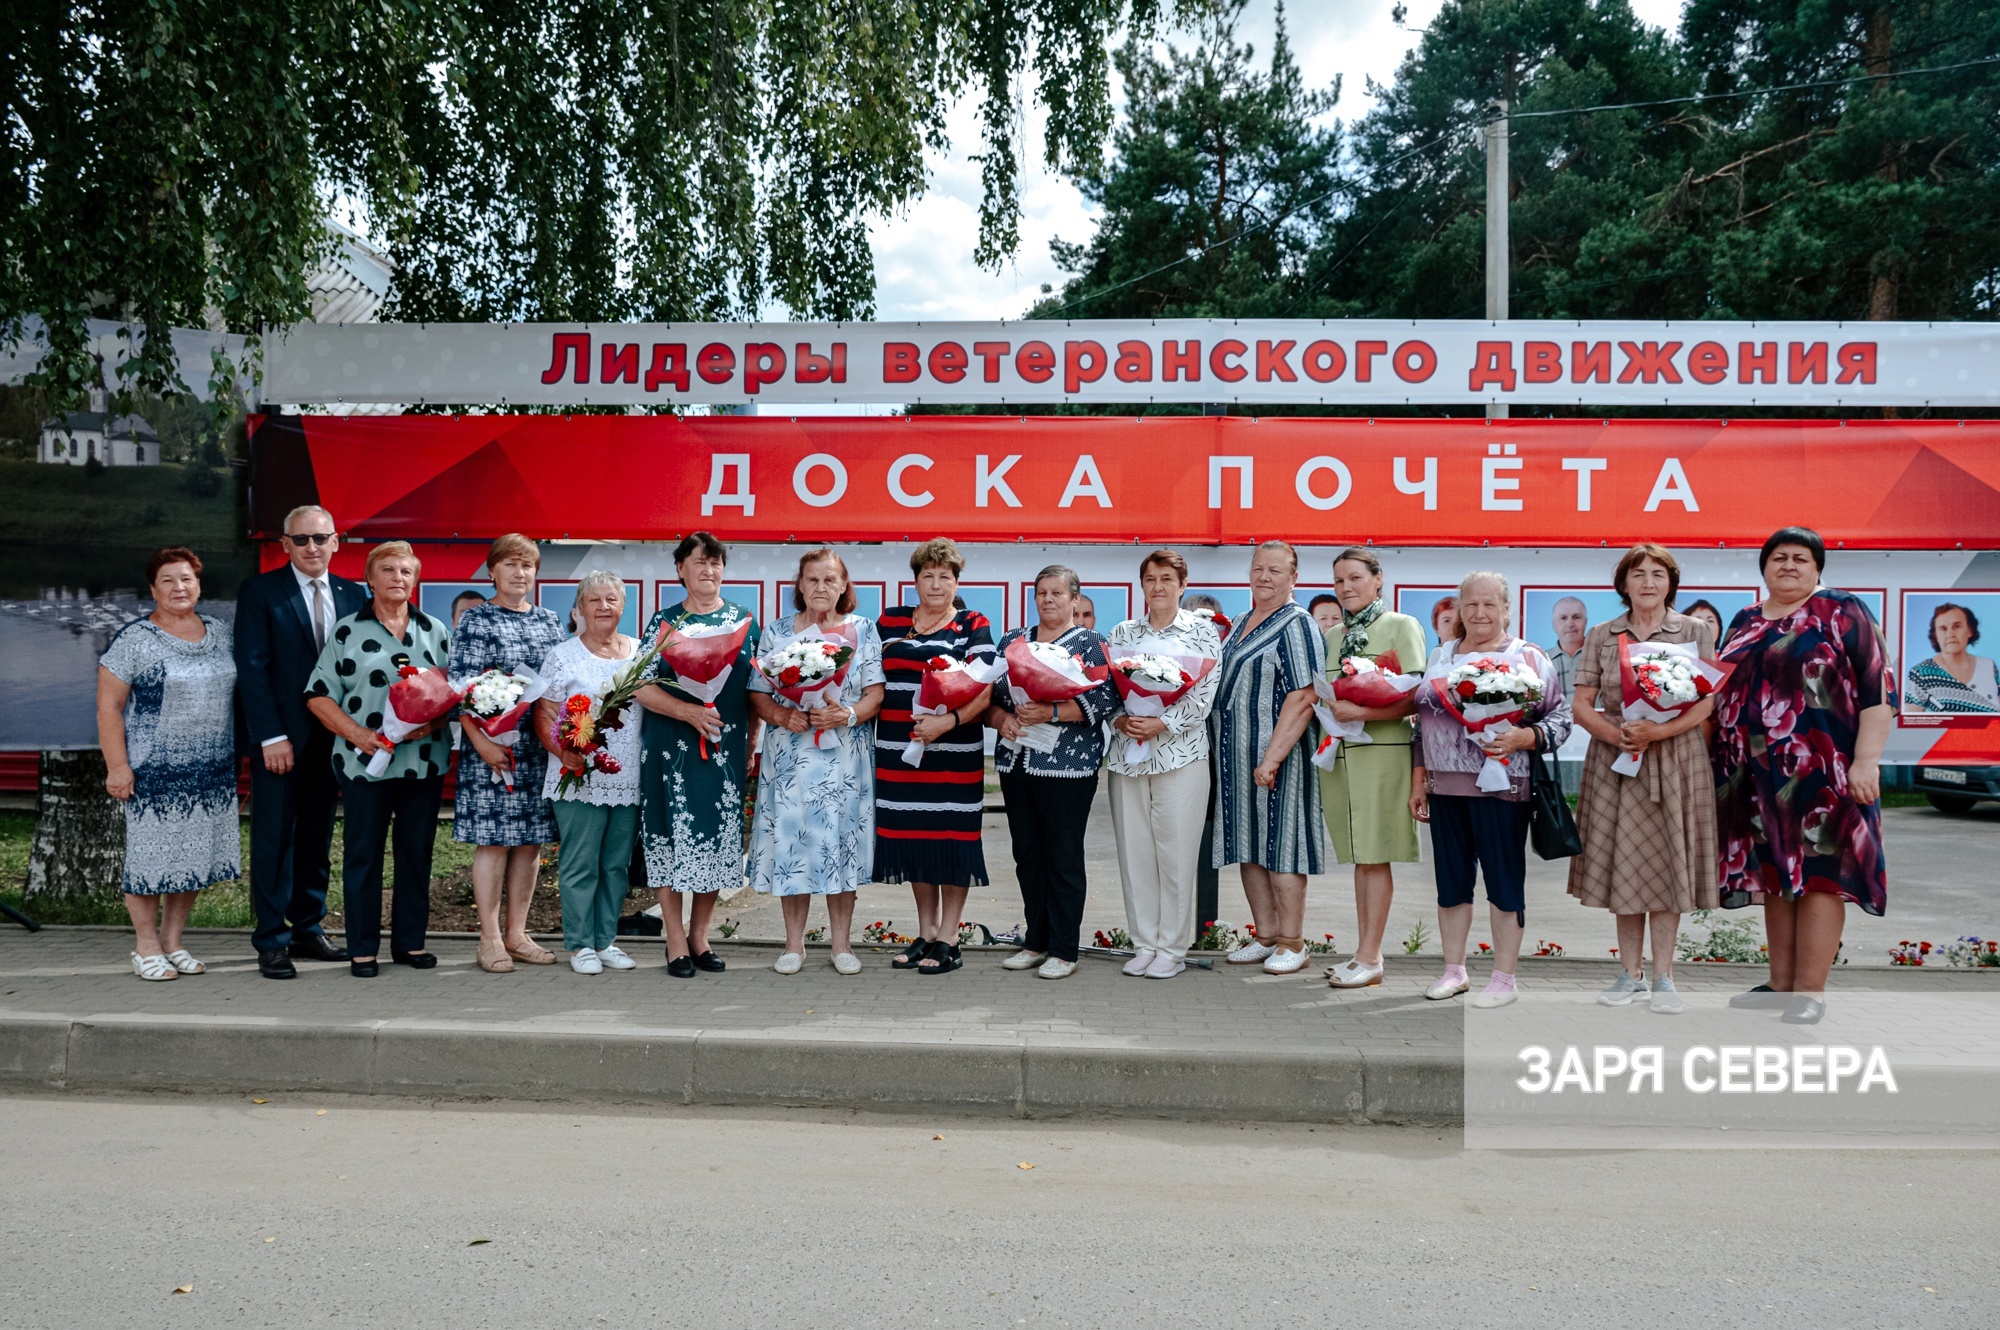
[{"xmin": 263, "ymin": 319, "xmax": 2000, "ymax": 408}]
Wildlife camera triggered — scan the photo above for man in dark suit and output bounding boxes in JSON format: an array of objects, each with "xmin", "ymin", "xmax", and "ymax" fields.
[{"xmin": 236, "ymin": 504, "xmax": 367, "ymax": 978}]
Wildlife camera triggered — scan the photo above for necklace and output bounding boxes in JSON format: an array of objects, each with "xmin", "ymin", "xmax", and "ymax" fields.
[{"xmin": 912, "ymin": 604, "xmax": 955, "ymax": 636}]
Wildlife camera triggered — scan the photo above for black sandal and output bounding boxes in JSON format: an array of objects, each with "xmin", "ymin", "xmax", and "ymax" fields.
[
  {"xmin": 891, "ymin": 938, "xmax": 929, "ymax": 971},
  {"xmin": 917, "ymin": 939, "xmax": 960, "ymax": 975}
]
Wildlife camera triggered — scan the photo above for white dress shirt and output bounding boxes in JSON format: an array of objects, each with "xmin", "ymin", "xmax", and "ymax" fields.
[{"xmin": 262, "ymin": 564, "xmax": 334, "ymax": 747}]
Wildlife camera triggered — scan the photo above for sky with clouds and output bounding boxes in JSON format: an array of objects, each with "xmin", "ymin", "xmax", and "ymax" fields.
[{"xmin": 866, "ymin": 0, "xmax": 1686, "ymax": 324}]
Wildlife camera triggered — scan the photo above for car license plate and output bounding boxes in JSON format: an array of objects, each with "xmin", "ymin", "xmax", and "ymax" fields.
[{"xmin": 1924, "ymin": 767, "xmax": 1968, "ymax": 785}]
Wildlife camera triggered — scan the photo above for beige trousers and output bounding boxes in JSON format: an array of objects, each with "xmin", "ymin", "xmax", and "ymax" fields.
[{"xmin": 1108, "ymin": 761, "xmax": 1211, "ymax": 959}]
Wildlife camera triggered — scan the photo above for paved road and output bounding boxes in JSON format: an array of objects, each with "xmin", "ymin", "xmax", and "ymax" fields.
[{"xmin": 3, "ymin": 1093, "xmax": 1993, "ymax": 1329}]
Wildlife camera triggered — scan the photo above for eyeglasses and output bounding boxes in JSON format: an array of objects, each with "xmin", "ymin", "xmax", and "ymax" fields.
[{"xmin": 285, "ymin": 532, "xmax": 336, "ymax": 547}]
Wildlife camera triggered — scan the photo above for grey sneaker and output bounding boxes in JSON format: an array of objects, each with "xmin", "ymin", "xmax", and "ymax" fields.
[
  {"xmin": 1649, "ymin": 976, "xmax": 1684, "ymax": 1014},
  {"xmin": 1597, "ymin": 971, "xmax": 1649, "ymax": 1006}
]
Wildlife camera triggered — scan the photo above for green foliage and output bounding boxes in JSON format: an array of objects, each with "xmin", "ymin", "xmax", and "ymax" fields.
[
  {"xmin": 1039, "ymin": 0, "xmax": 1342, "ymax": 320},
  {"xmin": 5, "ymin": 0, "xmax": 1190, "ymax": 413},
  {"xmin": 1046, "ymin": 0, "xmax": 2000, "ymax": 330},
  {"xmin": 0, "ymin": 458, "xmax": 240, "ymax": 550}
]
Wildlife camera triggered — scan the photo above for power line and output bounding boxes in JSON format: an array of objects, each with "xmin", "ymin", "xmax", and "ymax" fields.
[
  {"xmin": 1039, "ymin": 127, "xmax": 1471, "ymax": 316},
  {"xmin": 1497, "ymin": 53, "xmax": 2000, "ymax": 123}
]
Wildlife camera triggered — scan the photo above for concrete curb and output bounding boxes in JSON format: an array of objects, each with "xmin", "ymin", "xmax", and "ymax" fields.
[{"xmin": 0, "ymin": 1014, "xmax": 1461, "ymax": 1125}]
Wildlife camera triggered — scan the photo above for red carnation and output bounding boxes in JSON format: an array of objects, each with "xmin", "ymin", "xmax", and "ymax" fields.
[
  {"xmin": 1456, "ymin": 679, "xmax": 1477, "ymax": 698},
  {"xmin": 781, "ymin": 665, "xmax": 803, "ymax": 686}
]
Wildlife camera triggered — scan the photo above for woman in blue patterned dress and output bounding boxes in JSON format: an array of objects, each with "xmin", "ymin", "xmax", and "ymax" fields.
[
  {"xmin": 1210, "ymin": 540, "xmax": 1328, "ymax": 976},
  {"xmin": 447, "ymin": 533, "xmax": 566, "ymax": 973},
  {"xmin": 746, "ymin": 549, "xmax": 886, "ymax": 975},
  {"xmin": 635, "ymin": 531, "xmax": 760, "ymax": 978},
  {"xmin": 97, "ymin": 547, "xmax": 240, "ymax": 981}
]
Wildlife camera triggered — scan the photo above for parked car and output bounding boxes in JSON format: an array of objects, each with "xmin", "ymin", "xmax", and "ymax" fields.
[{"xmin": 1913, "ymin": 764, "xmax": 2000, "ymax": 815}]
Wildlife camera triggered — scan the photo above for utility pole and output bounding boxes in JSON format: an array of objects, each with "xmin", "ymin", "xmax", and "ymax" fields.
[{"xmin": 1484, "ymin": 98, "xmax": 1509, "ymax": 420}]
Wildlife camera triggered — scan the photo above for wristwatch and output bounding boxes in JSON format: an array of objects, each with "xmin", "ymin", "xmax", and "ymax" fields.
[{"xmin": 843, "ymin": 705, "xmax": 858, "ymax": 728}]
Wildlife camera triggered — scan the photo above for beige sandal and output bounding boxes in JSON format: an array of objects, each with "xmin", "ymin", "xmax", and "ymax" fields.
[
  {"xmin": 478, "ymin": 939, "xmax": 515, "ymax": 973},
  {"xmin": 506, "ymin": 938, "xmax": 556, "ymax": 965}
]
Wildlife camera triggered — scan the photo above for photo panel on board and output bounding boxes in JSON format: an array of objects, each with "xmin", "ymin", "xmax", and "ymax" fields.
[
  {"xmin": 541, "ymin": 580, "xmax": 643, "ymax": 638},
  {"xmin": 418, "ymin": 581, "xmax": 492, "ymax": 630},
  {"xmin": 1395, "ymin": 585, "xmax": 1460, "ymax": 658},
  {"xmin": 1677, "ymin": 587, "xmax": 1759, "ymax": 648},
  {"xmin": 1899, "ymin": 590, "xmax": 2000, "ymax": 721},
  {"xmin": 898, "ymin": 581, "xmax": 1009, "ymax": 632}
]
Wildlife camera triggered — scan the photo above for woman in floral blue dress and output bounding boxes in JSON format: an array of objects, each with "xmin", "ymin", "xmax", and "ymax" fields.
[
  {"xmin": 447, "ymin": 533, "xmax": 566, "ymax": 973},
  {"xmin": 635, "ymin": 531, "xmax": 759, "ymax": 977},
  {"xmin": 1712, "ymin": 527, "xmax": 1891, "ymax": 1023},
  {"xmin": 746, "ymin": 549, "xmax": 886, "ymax": 975},
  {"xmin": 97, "ymin": 548, "xmax": 240, "ymax": 981}
]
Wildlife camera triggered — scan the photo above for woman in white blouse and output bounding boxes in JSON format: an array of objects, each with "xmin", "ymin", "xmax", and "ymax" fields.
[
  {"xmin": 534, "ymin": 572, "xmax": 644, "ymax": 975},
  {"xmin": 745, "ymin": 549, "xmax": 887, "ymax": 974},
  {"xmin": 1104, "ymin": 549, "xmax": 1222, "ymax": 978}
]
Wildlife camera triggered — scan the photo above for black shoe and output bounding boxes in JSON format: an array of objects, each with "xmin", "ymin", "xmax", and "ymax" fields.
[
  {"xmin": 1780, "ymin": 996, "xmax": 1825, "ymax": 1025},
  {"xmin": 665, "ymin": 954, "xmax": 697, "ymax": 978},
  {"xmin": 350, "ymin": 959, "xmax": 380, "ymax": 978},
  {"xmin": 890, "ymin": 938, "xmax": 928, "ymax": 971},
  {"xmin": 290, "ymin": 932, "xmax": 349, "ymax": 963},
  {"xmin": 691, "ymin": 950, "xmax": 727, "ymax": 973},
  {"xmin": 917, "ymin": 939, "xmax": 960, "ymax": 975},
  {"xmin": 257, "ymin": 948, "xmax": 297, "ymax": 980},
  {"xmin": 1728, "ymin": 984, "xmax": 1789, "ymax": 1010},
  {"xmin": 391, "ymin": 950, "xmax": 438, "ymax": 969}
]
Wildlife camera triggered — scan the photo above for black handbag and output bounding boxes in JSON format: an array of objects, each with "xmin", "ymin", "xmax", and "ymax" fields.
[{"xmin": 1526, "ymin": 731, "xmax": 1582, "ymax": 860}]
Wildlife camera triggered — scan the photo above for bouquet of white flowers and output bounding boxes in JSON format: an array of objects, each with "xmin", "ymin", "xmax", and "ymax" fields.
[
  {"xmin": 1107, "ymin": 646, "xmax": 1215, "ymax": 764},
  {"xmin": 757, "ymin": 632, "xmax": 856, "ymax": 746},
  {"xmin": 1614, "ymin": 636, "xmax": 1728, "ymax": 776},
  {"xmin": 1430, "ymin": 654, "xmax": 1545, "ymax": 792}
]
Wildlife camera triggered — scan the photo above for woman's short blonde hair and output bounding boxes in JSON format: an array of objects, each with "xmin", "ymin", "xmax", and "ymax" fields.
[
  {"xmin": 365, "ymin": 541, "xmax": 419, "ymax": 580},
  {"xmin": 909, "ymin": 537, "xmax": 964, "ymax": 577},
  {"xmin": 574, "ymin": 569, "xmax": 627, "ymax": 608},
  {"xmin": 487, "ymin": 532, "xmax": 540, "ymax": 571}
]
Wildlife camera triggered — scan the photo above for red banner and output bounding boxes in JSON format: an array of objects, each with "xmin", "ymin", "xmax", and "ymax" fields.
[{"xmin": 249, "ymin": 414, "xmax": 2000, "ymax": 549}]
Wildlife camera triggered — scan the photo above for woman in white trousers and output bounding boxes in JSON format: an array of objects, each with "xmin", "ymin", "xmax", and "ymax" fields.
[{"xmin": 1104, "ymin": 549, "xmax": 1222, "ymax": 979}]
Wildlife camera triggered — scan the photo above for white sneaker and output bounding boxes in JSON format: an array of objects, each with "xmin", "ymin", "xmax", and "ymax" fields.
[
  {"xmin": 1649, "ymin": 976, "xmax": 1684, "ymax": 1014},
  {"xmin": 831, "ymin": 952, "xmax": 862, "ymax": 976},
  {"xmin": 1001, "ymin": 949, "xmax": 1048, "ymax": 971},
  {"xmin": 597, "ymin": 945, "xmax": 637, "ymax": 970},
  {"xmin": 570, "ymin": 948, "xmax": 603, "ymax": 975},
  {"xmin": 773, "ymin": 952, "xmax": 803, "ymax": 975},
  {"xmin": 1144, "ymin": 953, "xmax": 1185, "ymax": 980},
  {"xmin": 1121, "ymin": 949, "xmax": 1157, "ymax": 976},
  {"xmin": 1225, "ymin": 941, "xmax": 1275, "ymax": 965},
  {"xmin": 1262, "ymin": 946, "xmax": 1309, "ymax": 975},
  {"xmin": 1037, "ymin": 957, "xmax": 1077, "ymax": 980}
]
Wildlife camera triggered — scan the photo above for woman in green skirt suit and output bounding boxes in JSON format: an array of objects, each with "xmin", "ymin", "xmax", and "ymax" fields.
[{"xmin": 1317, "ymin": 547, "xmax": 1426, "ymax": 990}]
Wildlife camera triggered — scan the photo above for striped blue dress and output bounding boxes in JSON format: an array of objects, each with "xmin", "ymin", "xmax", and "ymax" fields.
[{"xmin": 1210, "ymin": 602, "xmax": 1328, "ymax": 874}]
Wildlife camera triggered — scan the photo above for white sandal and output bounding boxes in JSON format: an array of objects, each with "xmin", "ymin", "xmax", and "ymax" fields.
[
  {"xmin": 165, "ymin": 949, "xmax": 206, "ymax": 975},
  {"xmin": 132, "ymin": 952, "xmax": 179, "ymax": 982}
]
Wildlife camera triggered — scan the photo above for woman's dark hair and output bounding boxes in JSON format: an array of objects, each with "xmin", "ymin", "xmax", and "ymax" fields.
[
  {"xmin": 1612, "ymin": 543, "xmax": 1682, "ymax": 609},
  {"xmin": 1307, "ymin": 594, "xmax": 1339, "ymax": 613},
  {"xmin": 1331, "ymin": 546, "xmax": 1383, "ymax": 578},
  {"xmin": 146, "ymin": 546, "xmax": 202, "ymax": 584},
  {"xmin": 1139, "ymin": 548, "xmax": 1188, "ymax": 584},
  {"xmin": 1759, "ymin": 526, "xmax": 1825, "ymax": 572},
  {"xmin": 1920, "ymin": 600, "xmax": 1984, "ymax": 652},
  {"xmin": 792, "ymin": 548, "xmax": 856, "ymax": 616},
  {"xmin": 674, "ymin": 530, "xmax": 727, "ymax": 565},
  {"xmin": 1683, "ymin": 598, "xmax": 1723, "ymax": 632}
]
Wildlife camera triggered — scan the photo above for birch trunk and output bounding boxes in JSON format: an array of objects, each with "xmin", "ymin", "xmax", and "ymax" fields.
[{"xmin": 26, "ymin": 750, "xmax": 125, "ymax": 900}]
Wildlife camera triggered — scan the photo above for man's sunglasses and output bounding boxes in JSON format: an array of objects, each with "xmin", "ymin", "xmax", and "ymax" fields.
[{"xmin": 284, "ymin": 532, "xmax": 337, "ymax": 547}]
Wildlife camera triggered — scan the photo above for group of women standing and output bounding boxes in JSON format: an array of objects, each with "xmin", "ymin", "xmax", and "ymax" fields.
[{"xmin": 100, "ymin": 523, "xmax": 1890, "ymax": 1021}]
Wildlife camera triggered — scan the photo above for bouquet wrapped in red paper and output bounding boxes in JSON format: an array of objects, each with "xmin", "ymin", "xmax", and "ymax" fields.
[
  {"xmin": 757, "ymin": 627, "xmax": 857, "ymax": 747},
  {"xmin": 1310, "ymin": 649, "xmax": 1423, "ymax": 768},
  {"xmin": 996, "ymin": 637, "xmax": 1108, "ymax": 755},
  {"xmin": 1107, "ymin": 644, "xmax": 1217, "ymax": 764},
  {"xmin": 658, "ymin": 610, "xmax": 754, "ymax": 758},
  {"xmin": 454, "ymin": 666, "xmax": 554, "ymax": 791},
  {"xmin": 1427, "ymin": 652, "xmax": 1545, "ymax": 792},
  {"xmin": 900, "ymin": 652, "xmax": 1006, "ymax": 767},
  {"xmin": 1611, "ymin": 635, "xmax": 1728, "ymax": 776},
  {"xmin": 365, "ymin": 665, "xmax": 459, "ymax": 777}
]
